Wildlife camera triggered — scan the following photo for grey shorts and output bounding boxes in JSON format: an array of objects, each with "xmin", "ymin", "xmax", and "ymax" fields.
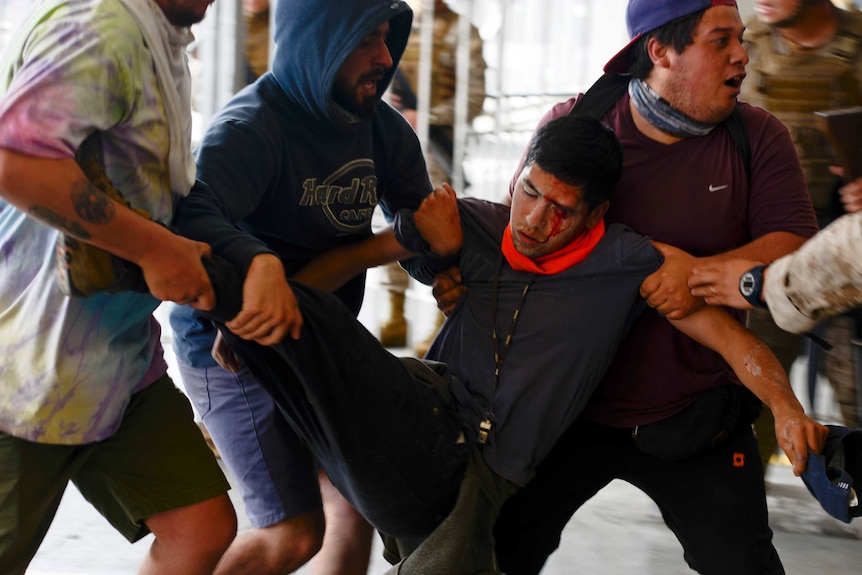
[{"xmin": 177, "ymin": 360, "xmax": 322, "ymax": 528}]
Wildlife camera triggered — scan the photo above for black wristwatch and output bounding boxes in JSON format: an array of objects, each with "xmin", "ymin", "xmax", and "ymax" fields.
[{"xmin": 739, "ymin": 265, "xmax": 768, "ymax": 309}]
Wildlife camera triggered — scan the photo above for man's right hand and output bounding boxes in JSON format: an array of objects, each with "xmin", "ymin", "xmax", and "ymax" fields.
[
  {"xmin": 840, "ymin": 176, "xmax": 862, "ymax": 214},
  {"xmin": 829, "ymin": 166, "xmax": 862, "ymax": 214},
  {"xmin": 137, "ymin": 226, "xmax": 215, "ymax": 311},
  {"xmin": 227, "ymin": 253, "xmax": 303, "ymax": 345}
]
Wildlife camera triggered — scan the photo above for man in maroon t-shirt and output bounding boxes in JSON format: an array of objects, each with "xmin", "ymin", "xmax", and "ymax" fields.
[{"xmin": 431, "ymin": 1, "xmax": 820, "ymax": 573}]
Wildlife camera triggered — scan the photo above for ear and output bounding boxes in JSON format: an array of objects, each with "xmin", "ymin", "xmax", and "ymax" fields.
[
  {"xmin": 586, "ymin": 200, "xmax": 610, "ymax": 229},
  {"xmin": 646, "ymin": 37, "xmax": 671, "ymax": 69}
]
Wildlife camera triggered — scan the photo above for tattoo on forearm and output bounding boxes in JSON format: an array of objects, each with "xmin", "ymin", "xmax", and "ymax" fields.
[
  {"xmin": 29, "ymin": 206, "xmax": 91, "ymax": 239},
  {"xmin": 71, "ymin": 180, "xmax": 115, "ymax": 224}
]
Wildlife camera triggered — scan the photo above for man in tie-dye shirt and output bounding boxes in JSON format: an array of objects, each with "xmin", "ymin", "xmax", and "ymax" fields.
[{"xmin": 0, "ymin": 1, "xmax": 239, "ymax": 573}]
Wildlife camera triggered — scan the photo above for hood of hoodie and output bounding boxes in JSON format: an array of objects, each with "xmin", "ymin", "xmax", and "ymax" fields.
[{"xmin": 271, "ymin": 0, "xmax": 413, "ymax": 126}]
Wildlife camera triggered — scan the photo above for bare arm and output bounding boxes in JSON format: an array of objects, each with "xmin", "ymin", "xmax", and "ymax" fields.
[
  {"xmin": 294, "ymin": 183, "xmax": 462, "ymax": 292},
  {"xmin": 293, "ymin": 227, "xmax": 415, "ymax": 292},
  {"xmin": 0, "ymin": 149, "xmax": 215, "ymax": 309},
  {"xmin": 714, "ymin": 231, "xmax": 809, "ymax": 262},
  {"xmin": 642, "ymin": 232, "xmax": 809, "ymax": 319},
  {"xmin": 669, "ymin": 306, "xmax": 828, "ymax": 475}
]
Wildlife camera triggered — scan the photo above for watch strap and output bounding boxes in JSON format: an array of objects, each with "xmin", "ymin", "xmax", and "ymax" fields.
[{"xmin": 739, "ymin": 265, "xmax": 768, "ymax": 309}]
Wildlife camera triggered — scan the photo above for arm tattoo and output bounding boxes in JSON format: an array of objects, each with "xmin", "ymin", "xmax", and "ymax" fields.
[
  {"xmin": 71, "ymin": 179, "xmax": 115, "ymax": 224},
  {"xmin": 29, "ymin": 206, "xmax": 92, "ymax": 239}
]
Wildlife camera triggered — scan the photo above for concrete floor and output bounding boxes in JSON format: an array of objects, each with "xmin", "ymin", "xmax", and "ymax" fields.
[{"xmin": 24, "ymin": 453, "xmax": 862, "ymax": 574}]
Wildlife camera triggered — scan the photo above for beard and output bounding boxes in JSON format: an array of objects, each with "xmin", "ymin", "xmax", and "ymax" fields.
[
  {"xmin": 331, "ymin": 70, "xmax": 385, "ymax": 119},
  {"xmin": 162, "ymin": 7, "xmax": 209, "ymax": 28}
]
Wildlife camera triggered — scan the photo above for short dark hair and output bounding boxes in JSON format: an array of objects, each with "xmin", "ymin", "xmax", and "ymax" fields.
[
  {"xmin": 523, "ymin": 115, "xmax": 623, "ymax": 210},
  {"xmin": 629, "ymin": 10, "xmax": 704, "ymax": 79}
]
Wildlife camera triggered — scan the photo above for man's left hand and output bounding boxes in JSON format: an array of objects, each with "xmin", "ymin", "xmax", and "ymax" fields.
[
  {"xmin": 773, "ymin": 411, "xmax": 829, "ymax": 476},
  {"xmin": 689, "ymin": 257, "xmax": 763, "ymax": 309}
]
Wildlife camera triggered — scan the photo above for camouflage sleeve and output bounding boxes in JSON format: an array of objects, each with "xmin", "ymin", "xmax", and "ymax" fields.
[{"xmin": 764, "ymin": 212, "xmax": 862, "ymax": 333}]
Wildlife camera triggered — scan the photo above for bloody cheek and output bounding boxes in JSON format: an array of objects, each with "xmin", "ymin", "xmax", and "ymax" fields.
[{"xmin": 547, "ymin": 211, "xmax": 566, "ymax": 238}]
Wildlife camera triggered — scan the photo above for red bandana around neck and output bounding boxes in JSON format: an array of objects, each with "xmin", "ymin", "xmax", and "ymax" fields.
[{"xmin": 501, "ymin": 219, "xmax": 605, "ymax": 275}]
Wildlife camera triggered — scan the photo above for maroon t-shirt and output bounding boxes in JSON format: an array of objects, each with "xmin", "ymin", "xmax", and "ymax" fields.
[{"xmin": 511, "ymin": 94, "xmax": 818, "ymax": 427}]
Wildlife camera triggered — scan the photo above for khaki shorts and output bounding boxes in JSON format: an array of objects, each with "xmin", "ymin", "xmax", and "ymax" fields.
[{"xmin": 0, "ymin": 374, "xmax": 230, "ymax": 572}]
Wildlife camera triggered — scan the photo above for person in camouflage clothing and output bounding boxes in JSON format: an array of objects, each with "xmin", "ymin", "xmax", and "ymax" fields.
[{"xmin": 740, "ymin": 0, "xmax": 862, "ymax": 465}]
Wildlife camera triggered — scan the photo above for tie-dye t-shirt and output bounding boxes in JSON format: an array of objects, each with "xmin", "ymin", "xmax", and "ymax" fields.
[{"xmin": 0, "ymin": 0, "xmax": 189, "ymax": 444}]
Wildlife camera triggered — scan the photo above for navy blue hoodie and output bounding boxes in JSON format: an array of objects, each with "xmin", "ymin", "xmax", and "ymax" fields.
[{"xmin": 171, "ymin": 0, "xmax": 432, "ymax": 367}]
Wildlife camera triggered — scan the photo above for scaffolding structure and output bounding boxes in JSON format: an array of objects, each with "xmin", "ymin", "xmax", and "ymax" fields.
[{"xmin": 0, "ymin": 0, "xmax": 630, "ymax": 199}]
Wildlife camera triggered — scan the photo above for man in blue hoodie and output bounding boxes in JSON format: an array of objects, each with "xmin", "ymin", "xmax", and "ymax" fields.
[{"xmin": 169, "ymin": 1, "xmax": 432, "ymax": 574}]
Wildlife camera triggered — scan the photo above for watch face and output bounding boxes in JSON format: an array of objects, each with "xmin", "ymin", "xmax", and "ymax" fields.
[{"xmin": 740, "ymin": 272, "xmax": 756, "ymax": 296}]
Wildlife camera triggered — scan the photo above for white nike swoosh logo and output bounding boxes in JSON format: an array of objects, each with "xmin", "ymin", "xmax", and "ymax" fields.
[{"xmin": 708, "ymin": 184, "xmax": 729, "ymax": 192}]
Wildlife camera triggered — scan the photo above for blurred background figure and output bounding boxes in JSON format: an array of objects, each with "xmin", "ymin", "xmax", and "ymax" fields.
[
  {"xmin": 740, "ymin": 0, "xmax": 862, "ymax": 473},
  {"xmin": 243, "ymin": 0, "xmax": 270, "ymax": 83},
  {"xmin": 380, "ymin": 0, "xmax": 486, "ymax": 354}
]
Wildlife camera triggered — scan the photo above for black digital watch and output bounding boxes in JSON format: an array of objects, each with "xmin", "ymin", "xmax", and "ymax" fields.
[{"xmin": 739, "ymin": 265, "xmax": 768, "ymax": 309}]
